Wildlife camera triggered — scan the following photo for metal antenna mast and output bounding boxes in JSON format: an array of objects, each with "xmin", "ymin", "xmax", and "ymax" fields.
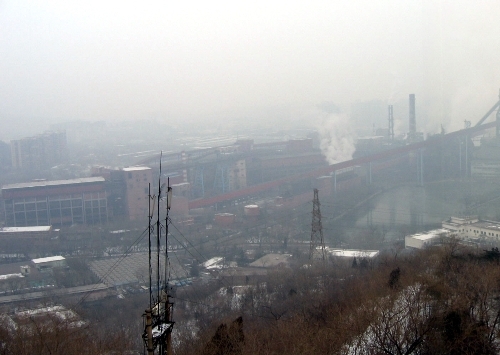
[
  {"xmin": 309, "ymin": 188, "xmax": 326, "ymax": 261},
  {"xmin": 143, "ymin": 153, "xmax": 175, "ymax": 355}
]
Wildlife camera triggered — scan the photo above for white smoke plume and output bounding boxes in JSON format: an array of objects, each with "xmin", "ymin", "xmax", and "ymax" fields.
[{"xmin": 317, "ymin": 113, "xmax": 356, "ymax": 165}]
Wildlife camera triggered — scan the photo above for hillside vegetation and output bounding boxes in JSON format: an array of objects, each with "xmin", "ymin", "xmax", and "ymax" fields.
[
  {"xmin": 177, "ymin": 241, "xmax": 500, "ymax": 355},
  {"xmin": 3, "ymin": 240, "xmax": 500, "ymax": 354}
]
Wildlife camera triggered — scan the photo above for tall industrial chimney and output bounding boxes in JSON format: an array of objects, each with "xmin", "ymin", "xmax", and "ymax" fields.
[
  {"xmin": 409, "ymin": 94, "xmax": 416, "ymax": 140},
  {"xmin": 388, "ymin": 105, "xmax": 394, "ymax": 140},
  {"xmin": 496, "ymin": 89, "xmax": 500, "ymax": 138}
]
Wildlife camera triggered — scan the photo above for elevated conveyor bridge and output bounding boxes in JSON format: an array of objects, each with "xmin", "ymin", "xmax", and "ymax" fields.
[{"xmin": 188, "ymin": 98, "xmax": 500, "ymax": 209}]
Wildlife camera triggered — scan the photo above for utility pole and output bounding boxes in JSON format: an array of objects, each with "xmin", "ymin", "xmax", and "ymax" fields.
[{"xmin": 309, "ymin": 189, "xmax": 326, "ymax": 262}]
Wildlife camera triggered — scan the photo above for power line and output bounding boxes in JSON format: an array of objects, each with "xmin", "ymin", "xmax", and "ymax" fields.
[
  {"xmin": 168, "ymin": 222, "xmax": 235, "ymax": 290},
  {"xmin": 74, "ymin": 226, "xmax": 150, "ymax": 307},
  {"xmin": 168, "ymin": 209, "xmax": 311, "ymax": 259},
  {"xmin": 166, "ymin": 249, "xmax": 209, "ymax": 304}
]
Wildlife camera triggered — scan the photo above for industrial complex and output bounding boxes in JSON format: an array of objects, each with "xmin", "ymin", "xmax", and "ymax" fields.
[
  {"xmin": 0, "ymin": 93, "xmax": 499, "ymax": 327},
  {"xmin": 2, "ymin": 93, "xmax": 500, "ymax": 236}
]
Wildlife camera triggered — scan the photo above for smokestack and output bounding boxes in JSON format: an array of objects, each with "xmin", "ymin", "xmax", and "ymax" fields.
[
  {"xmin": 409, "ymin": 94, "xmax": 416, "ymax": 140},
  {"xmin": 388, "ymin": 105, "xmax": 394, "ymax": 140},
  {"xmin": 497, "ymin": 89, "xmax": 500, "ymax": 138}
]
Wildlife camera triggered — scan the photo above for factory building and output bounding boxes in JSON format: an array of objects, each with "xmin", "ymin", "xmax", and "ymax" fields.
[
  {"xmin": 89, "ymin": 165, "xmax": 153, "ymax": 221},
  {"xmin": 353, "ymin": 136, "xmax": 385, "ymax": 158},
  {"xmin": 134, "ymin": 137, "xmax": 332, "ymax": 207},
  {"xmin": 1, "ymin": 177, "xmax": 107, "ymax": 227},
  {"xmin": 250, "ymin": 151, "xmax": 326, "ymax": 183},
  {"xmin": 1, "ymin": 135, "xmax": 361, "ymax": 226},
  {"xmin": 90, "ymin": 166, "xmax": 127, "ymax": 218},
  {"xmin": 10, "ymin": 131, "xmax": 67, "ymax": 171},
  {"xmin": 471, "ymin": 139, "xmax": 500, "ymax": 179}
]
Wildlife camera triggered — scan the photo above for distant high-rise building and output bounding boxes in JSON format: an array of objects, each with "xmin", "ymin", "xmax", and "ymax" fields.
[
  {"xmin": 123, "ymin": 167, "xmax": 153, "ymax": 221},
  {"xmin": 11, "ymin": 131, "xmax": 67, "ymax": 171}
]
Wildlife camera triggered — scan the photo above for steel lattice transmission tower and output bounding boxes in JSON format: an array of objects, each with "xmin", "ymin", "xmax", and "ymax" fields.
[{"xmin": 309, "ymin": 188, "xmax": 326, "ymax": 261}]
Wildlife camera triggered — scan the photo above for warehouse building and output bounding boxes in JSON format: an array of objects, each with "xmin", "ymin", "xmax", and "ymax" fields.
[{"xmin": 2, "ymin": 177, "xmax": 107, "ymax": 227}]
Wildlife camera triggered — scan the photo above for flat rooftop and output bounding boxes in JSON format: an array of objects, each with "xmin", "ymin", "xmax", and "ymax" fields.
[
  {"xmin": 123, "ymin": 166, "xmax": 151, "ymax": 172},
  {"xmin": 0, "ymin": 226, "xmax": 51, "ymax": 233},
  {"xmin": 32, "ymin": 256, "xmax": 65, "ymax": 264},
  {"xmin": 0, "ymin": 273, "xmax": 24, "ymax": 281},
  {"xmin": 90, "ymin": 252, "xmax": 186, "ymax": 287},
  {"xmin": 203, "ymin": 257, "xmax": 224, "ymax": 269},
  {"xmin": 259, "ymin": 151, "xmax": 324, "ymax": 161},
  {"xmin": 473, "ymin": 221, "xmax": 500, "ymax": 231},
  {"xmin": 249, "ymin": 254, "xmax": 292, "ymax": 268},
  {"xmin": 2, "ymin": 177, "xmax": 105, "ymax": 190},
  {"xmin": 410, "ymin": 228, "xmax": 449, "ymax": 241},
  {"xmin": 327, "ymin": 249, "xmax": 379, "ymax": 258}
]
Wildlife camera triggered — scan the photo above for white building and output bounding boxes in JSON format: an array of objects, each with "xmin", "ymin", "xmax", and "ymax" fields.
[
  {"xmin": 32, "ymin": 256, "xmax": 66, "ymax": 271},
  {"xmin": 0, "ymin": 226, "xmax": 52, "ymax": 239},
  {"xmin": 405, "ymin": 216, "xmax": 500, "ymax": 250},
  {"xmin": 327, "ymin": 249, "xmax": 379, "ymax": 258},
  {"xmin": 442, "ymin": 216, "xmax": 479, "ymax": 234},
  {"xmin": 405, "ymin": 229, "xmax": 449, "ymax": 249},
  {"xmin": 442, "ymin": 216, "xmax": 500, "ymax": 241}
]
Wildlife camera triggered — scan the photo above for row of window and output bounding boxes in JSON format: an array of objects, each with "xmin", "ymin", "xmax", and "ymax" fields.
[
  {"xmin": 461, "ymin": 228, "xmax": 500, "ymax": 237},
  {"xmin": 9, "ymin": 192, "xmax": 106, "ymax": 204},
  {"xmin": 4, "ymin": 197, "xmax": 107, "ymax": 227},
  {"xmin": 8, "ymin": 199, "xmax": 106, "ymax": 212}
]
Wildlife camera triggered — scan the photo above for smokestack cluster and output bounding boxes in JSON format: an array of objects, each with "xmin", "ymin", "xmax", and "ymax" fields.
[{"xmin": 409, "ymin": 94, "xmax": 416, "ymax": 140}]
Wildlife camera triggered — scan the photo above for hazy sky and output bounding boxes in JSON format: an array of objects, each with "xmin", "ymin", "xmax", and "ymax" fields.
[{"xmin": 1, "ymin": 0, "xmax": 500, "ymax": 139}]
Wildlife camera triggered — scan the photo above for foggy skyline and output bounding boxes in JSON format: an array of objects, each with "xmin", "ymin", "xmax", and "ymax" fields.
[{"xmin": 1, "ymin": 1, "xmax": 500, "ymax": 141}]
